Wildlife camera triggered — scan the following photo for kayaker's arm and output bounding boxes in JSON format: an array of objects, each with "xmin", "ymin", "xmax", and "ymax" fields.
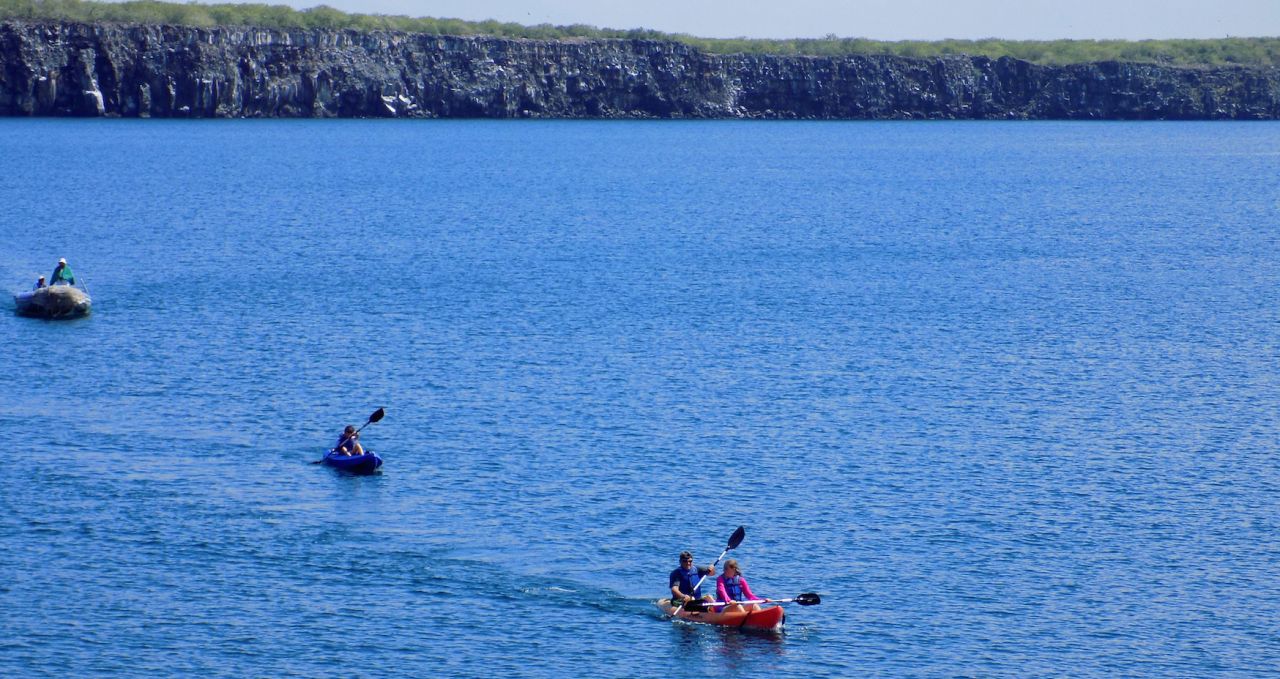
[{"xmin": 739, "ymin": 576, "xmax": 767, "ymax": 603}]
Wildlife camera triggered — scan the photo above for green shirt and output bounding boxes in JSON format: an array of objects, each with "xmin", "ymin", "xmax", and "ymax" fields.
[{"xmin": 51, "ymin": 264, "xmax": 75, "ymax": 285}]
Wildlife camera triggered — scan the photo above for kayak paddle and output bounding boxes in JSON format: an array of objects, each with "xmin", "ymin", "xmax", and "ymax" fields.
[
  {"xmin": 312, "ymin": 408, "xmax": 385, "ymax": 463},
  {"xmin": 682, "ymin": 592, "xmax": 821, "ymax": 612},
  {"xmin": 356, "ymin": 407, "xmax": 385, "ymax": 433},
  {"xmin": 671, "ymin": 525, "xmax": 745, "ymax": 617}
]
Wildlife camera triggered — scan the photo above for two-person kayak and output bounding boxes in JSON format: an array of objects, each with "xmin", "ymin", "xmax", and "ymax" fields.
[
  {"xmin": 657, "ymin": 599, "xmax": 786, "ymax": 630},
  {"xmin": 661, "ymin": 527, "xmax": 820, "ymax": 632}
]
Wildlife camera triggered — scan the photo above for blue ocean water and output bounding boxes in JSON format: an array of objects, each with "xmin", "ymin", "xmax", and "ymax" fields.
[{"xmin": 1, "ymin": 119, "xmax": 1278, "ymax": 677}]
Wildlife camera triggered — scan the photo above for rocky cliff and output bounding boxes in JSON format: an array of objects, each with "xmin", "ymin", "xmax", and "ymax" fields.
[{"xmin": 3, "ymin": 21, "xmax": 1278, "ymax": 119}]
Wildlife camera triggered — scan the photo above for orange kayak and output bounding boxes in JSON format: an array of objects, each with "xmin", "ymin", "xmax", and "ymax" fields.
[{"xmin": 657, "ymin": 599, "xmax": 786, "ymax": 630}]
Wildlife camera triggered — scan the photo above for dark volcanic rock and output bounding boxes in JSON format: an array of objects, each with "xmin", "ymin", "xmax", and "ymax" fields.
[{"xmin": 2, "ymin": 21, "xmax": 1278, "ymax": 119}]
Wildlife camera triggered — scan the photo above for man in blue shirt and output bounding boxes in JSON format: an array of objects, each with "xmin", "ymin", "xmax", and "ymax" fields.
[
  {"xmin": 668, "ymin": 551, "xmax": 716, "ymax": 605},
  {"xmin": 334, "ymin": 425, "xmax": 365, "ymax": 456}
]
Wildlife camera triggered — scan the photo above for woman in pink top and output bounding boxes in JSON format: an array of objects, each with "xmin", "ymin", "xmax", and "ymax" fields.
[{"xmin": 716, "ymin": 559, "xmax": 771, "ymax": 612}]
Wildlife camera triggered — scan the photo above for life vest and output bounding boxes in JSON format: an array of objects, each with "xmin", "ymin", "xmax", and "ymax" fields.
[
  {"xmin": 672, "ymin": 567, "xmax": 701, "ymax": 597},
  {"xmin": 723, "ymin": 576, "xmax": 746, "ymax": 601}
]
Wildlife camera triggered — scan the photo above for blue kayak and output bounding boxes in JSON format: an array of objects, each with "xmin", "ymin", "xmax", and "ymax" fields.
[{"xmin": 321, "ymin": 450, "xmax": 383, "ymax": 474}]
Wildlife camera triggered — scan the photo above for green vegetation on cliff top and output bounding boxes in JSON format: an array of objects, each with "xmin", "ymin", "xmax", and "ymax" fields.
[{"xmin": 2, "ymin": 0, "xmax": 1279, "ymax": 66}]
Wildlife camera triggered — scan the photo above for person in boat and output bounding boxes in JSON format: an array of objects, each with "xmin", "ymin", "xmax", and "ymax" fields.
[
  {"xmin": 669, "ymin": 551, "xmax": 716, "ymax": 605},
  {"xmin": 33, "ymin": 276, "xmax": 45, "ymax": 290},
  {"xmin": 716, "ymin": 559, "xmax": 769, "ymax": 612},
  {"xmin": 334, "ymin": 425, "xmax": 365, "ymax": 456},
  {"xmin": 50, "ymin": 258, "xmax": 75, "ymax": 286}
]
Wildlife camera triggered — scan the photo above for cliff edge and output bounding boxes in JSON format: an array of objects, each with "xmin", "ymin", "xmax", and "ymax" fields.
[{"xmin": 3, "ymin": 21, "xmax": 1278, "ymax": 119}]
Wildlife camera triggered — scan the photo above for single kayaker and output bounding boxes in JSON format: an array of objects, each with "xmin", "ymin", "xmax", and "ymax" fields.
[
  {"xmin": 334, "ymin": 425, "xmax": 365, "ymax": 456},
  {"xmin": 669, "ymin": 551, "xmax": 716, "ymax": 604},
  {"xmin": 716, "ymin": 559, "xmax": 769, "ymax": 612},
  {"xmin": 50, "ymin": 258, "xmax": 75, "ymax": 286},
  {"xmin": 33, "ymin": 275, "xmax": 46, "ymax": 290}
]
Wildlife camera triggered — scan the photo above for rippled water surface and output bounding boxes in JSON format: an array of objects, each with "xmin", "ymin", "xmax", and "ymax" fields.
[{"xmin": 2, "ymin": 120, "xmax": 1279, "ymax": 677}]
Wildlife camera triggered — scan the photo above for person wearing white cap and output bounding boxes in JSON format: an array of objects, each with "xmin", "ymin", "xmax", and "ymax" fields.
[{"xmin": 50, "ymin": 258, "xmax": 75, "ymax": 286}]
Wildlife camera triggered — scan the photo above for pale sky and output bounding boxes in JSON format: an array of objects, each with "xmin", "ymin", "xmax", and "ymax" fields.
[{"xmin": 256, "ymin": 0, "xmax": 1280, "ymax": 40}]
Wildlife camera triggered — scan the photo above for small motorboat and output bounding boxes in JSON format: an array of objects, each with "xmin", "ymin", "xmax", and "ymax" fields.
[
  {"xmin": 14, "ymin": 284, "xmax": 91, "ymax": 319},
  {"xmin": 321, "ymin": 450, "xmax": 383, "ymax": 474}
]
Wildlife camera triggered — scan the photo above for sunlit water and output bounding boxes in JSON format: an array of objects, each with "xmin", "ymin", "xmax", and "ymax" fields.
[{"xmin": 2, "ymin": 119, "xmax": 1278, "ymax": 677}]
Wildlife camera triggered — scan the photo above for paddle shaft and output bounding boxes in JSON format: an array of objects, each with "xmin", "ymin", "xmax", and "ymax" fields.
[
  {"xmin": 680, "ymin": 592, "xmax": 821, "ymax": 612},
  {"xmin": 695, "ymin": 597, "xmax": 805, "ymax": 607}
]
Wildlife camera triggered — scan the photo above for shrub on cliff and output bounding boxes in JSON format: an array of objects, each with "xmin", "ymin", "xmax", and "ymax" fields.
[{"xmin": 1, "ymin": 0, "xmax": 1278, "ymax": 66}]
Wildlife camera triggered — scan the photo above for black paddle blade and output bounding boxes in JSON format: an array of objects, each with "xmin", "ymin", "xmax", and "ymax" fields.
[
  {"xmin": 727, "ymin": 525, "xmax": 746, "ymax": 550},
  {"xmin": 795, "ymin": 592, "xmax": 821, "ymax": 606},
  {"xmin": 368, "ymin": 408, "xmax": 385, "ymax": 424}
]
